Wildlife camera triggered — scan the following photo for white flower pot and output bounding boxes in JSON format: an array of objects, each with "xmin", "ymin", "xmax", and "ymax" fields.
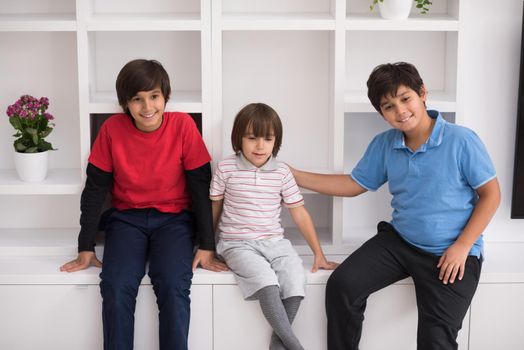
[
  {"xmin": 378, "ymin": 0, "xmax": 413, "ymax": 20},
  {"xmin": 14, "ymin": 151, "xmax": 49, "ymax": 182}
]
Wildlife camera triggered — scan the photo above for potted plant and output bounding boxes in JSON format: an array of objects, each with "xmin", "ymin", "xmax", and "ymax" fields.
[
  {"xmin": 370, "ymin": 0, "xmax": 432, "ymax": 19},
  {"xmin": 6, "ymin": 94, "xmax": 56, "ymax": 182}
]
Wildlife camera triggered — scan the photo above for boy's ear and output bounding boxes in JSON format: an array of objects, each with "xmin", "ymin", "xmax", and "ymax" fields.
[{"xmin": 419, "ymin": 85, "xmax": 428, "ymax": 101}]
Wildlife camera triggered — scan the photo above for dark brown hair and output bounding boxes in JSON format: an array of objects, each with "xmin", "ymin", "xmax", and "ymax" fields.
[
  {"xmin": 115, "ymin": 59, "xmax": 171, "ymax": 114},
  {"xmin": 231, "ymin": 103, "xmax": 283, "ymax": 157},
  {"xmin": 367, "ymin": 62, "xmax": 425, "ymax": 113}
]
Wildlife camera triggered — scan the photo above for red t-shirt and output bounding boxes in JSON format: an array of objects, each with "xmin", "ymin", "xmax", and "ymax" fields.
[{"xmin": 89, "ymin": 112, "xmax": 211, "ymax": 213}]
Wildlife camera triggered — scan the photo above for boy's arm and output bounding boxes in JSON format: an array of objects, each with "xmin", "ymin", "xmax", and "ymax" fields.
[
  {"xmin": 211, "ymin": 199, "xmax": 223, "ymax": 233},
  {"xmin": 185, "ymin": 163, "xmax": 215, "ymax": 250},
  {"xmin": 438, "ymin": 178, "xmax": 501, "ymax": 284},
  {"xmin": 288, "ymin": 205, "xmax": 339, "ymax": 272},
  {"xmin": 61, "ymin": 163, "xmax": 110, "ymax": 272},
  {"xmin": 185, "ymin": 163, "xmax": 228, "ymax": 272},
  {"xmin": 290, "ymin": 167, "xmax": 367, "ymax": 197}
]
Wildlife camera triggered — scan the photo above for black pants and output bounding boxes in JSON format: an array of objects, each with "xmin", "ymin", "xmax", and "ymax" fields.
[{"xmin": 326, "ymin": 222, "xmax": 481, "ymax": 350}]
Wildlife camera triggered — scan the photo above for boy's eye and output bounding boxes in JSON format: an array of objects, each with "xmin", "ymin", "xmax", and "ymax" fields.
[
  {"xmin": 131, "ymin": 97, "xmax": 141, "ymax": 102},
  {"xmin": 402, "ymin": 97, "xmax": 410, "ymax": 102},
  {"xmin": 383, "ymin": 105, "xmax": 392, "ymax": 110},
  {"xmin": 265, "ymin": 137, "xmax": 274, "ymax": 141},
  {"xmin": 151, "ymin": 94, "xmax": 159, "ymax": 99}
]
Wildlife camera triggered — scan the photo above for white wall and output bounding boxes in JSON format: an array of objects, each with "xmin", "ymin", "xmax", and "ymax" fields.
[{"xmin": 461, "ymin": 0, "xmax": 524, "ymax": 242}]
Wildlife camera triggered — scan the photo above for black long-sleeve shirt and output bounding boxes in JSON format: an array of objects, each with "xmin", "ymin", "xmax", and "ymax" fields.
[{"xmin": 77, "ymin": 162, "xmax": 216, "ymax": 252}]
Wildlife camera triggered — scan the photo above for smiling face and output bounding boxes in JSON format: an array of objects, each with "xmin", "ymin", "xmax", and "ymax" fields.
[
  {"xmin": 241, "ymin": 127, "xmax": 276, "ymax": 168},
  {"xmin": 379, "ymin": 85, "xmax": 429, "ymax": 135},
  {"xmin": 126, "ymin": 88, "xmax": 165, "ymax": 132}
]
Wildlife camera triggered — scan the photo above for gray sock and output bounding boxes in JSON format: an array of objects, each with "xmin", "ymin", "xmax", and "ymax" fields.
[
  {"xmin": 253, "ymin": 286, "xmax": 304, "ymax": 350},
  {"xmin": 270, "ymin": 296, "xmax": 303, "ymax": 350}
]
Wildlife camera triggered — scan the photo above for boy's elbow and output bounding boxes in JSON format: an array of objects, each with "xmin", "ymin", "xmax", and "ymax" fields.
[
  {"xmin": 492, "ymin": 178, "xmax": 502, "ymax": 208},
  {"xmin": 480, "ymin": 178, "xmax": 501, "ymax": 209}
]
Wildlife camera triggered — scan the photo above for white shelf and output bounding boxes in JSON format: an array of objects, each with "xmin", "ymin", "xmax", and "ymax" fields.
[
  {"xmin": 0, "ymin": 14, "xmax": 76, "ymax": 31},
  {"xmin": 346, "ymin": 14, "xmax": 459, "ymax": 31},
  {"xmin": 0, "ymin": 229, "xmax": 343, "ymax": 284},
  {"xmin": 85, "ymin": 13, "xmax": 201, "ymax": 31},
  {"xmin": 3, "ymin": 242, "xmax": 523, "ymax": 285},
  {"xmin": 344, "ymin": 90, "xmax": 457, "ymax": 113},
  {"xmin": 221, "ymin": 13, "xmax": 335, "ymax": 30},
  {"xmin": 0, "ymin": 254, "xmax": 344, "ymax": 285},
  {"xmin": 90, "ymin": 90, "xmax": 203, "ymax": 114},
  {"xmin": 0, "ymin": 169, "xmax": 82, "ymax": 195},
  {"xmin": 0, "ymin": 228, "xmax": 78, "ymax": 256}
]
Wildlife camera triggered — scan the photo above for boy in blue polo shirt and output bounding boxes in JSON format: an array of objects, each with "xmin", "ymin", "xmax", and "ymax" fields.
[{"xmin": 291, "ymin": 62, "xmax": 501, "ymax": 350}]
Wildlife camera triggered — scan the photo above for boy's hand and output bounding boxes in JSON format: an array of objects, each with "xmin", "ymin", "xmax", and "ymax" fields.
[
  {"xmin": 60, "ymin": 251, "xmax": 102, "ymax": 272},
  {"xmin": 437, "ymin": 241, "xmax": 470, "ymax": 284},
  {"xmin": 192, "ymin": 249, "xmax": 229, "ymax": 272},
  {"xmin": 311, "ymin": 255, "xmax": 339, "ymax": 273}
]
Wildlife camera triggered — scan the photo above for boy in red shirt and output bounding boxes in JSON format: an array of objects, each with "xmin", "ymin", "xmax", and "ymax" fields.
[{"xmin": 61, "ymin": 59, "xmax": 227, "ymax": 350}]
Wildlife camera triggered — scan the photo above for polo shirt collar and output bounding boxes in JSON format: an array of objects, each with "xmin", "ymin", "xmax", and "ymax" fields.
[
  {"xmin": 392, "ymin": 110, "xmax": 446, "ymax": 150},
  {"xmin": 236, "ymin": 153, "xmax": 278, "ymax": 171}
]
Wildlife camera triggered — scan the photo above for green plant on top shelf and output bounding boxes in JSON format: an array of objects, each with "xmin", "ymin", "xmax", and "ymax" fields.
[{"xmin": 370, "ymin": 0, "xmax": 433, "ymax": 14}]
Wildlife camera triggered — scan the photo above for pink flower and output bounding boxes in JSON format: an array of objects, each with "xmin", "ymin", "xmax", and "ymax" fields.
[{"xmin": 6, "ymin": 95, "xmax": 55, "ymax": 121}]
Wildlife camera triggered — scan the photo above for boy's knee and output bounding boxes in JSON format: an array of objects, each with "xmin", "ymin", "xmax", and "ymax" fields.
[
  {"xmin": 100, "ymin": 277, "xmax": 141, "ymax": 304},
  {"xmin": 152, "ymin": 276, "xmax": 192, "ymax": 301},
  {"xmin": 326, "ymin": 268, "xmax": 351, "ymax": 298},
  {"xmin": 326, "ymin": 266, "xmax": 369, "ymax": 306}
]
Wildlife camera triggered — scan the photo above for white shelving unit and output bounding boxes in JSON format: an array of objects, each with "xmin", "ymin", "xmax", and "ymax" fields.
[
  {"xmin": 10, "ymin": 1, "xmax": 523, "ymax": 350},
  {"xmin": 0, "ymin": 0, "xmax": 464, "ymax": 252}
]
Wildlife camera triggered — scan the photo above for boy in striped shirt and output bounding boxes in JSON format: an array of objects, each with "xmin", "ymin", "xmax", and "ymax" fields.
[{"xmin": 210, "ymin": 103, "xmax": 338, "ymax": 350}]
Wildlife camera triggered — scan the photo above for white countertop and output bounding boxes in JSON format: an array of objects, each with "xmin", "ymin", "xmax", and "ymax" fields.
[{"xmin": 1, "ymin": 241, "xmax": 523, "ymax": 285}]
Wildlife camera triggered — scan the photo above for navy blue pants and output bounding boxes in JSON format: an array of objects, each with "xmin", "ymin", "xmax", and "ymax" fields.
[
  {"xmin": 99, "ymin": 209, "xmax": 194, "ymax": 350},
  {"xmin": 326, "ymin": 221, "xmax": 481, "ymax": 350}
]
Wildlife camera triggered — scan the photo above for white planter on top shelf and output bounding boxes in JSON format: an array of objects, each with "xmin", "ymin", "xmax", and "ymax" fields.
[{"xmin": 378, "ymin": 0, "xmax": 413, "ymax": 20}]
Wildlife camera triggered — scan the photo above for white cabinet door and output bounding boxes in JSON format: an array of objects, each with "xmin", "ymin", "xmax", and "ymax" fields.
[
  {"xmin": 0, "ymin": 285, "xmax": 103, "ymax": 350},
  {"xmin": 213, "ymin": 283, "xmax": 469, "ymax": 350},
  {"xmin": 134, "ymin": 284, "xmax": 213, "ymax": 350},
  {"xmin": 0, "ymin": 284, "xmax": 212, "ymax": 350},
  {"xmin": 469, "ymin": 284, "xmax": 524, "ymax": 350},
  {"xmin": 213, "ymin": 284, "xmax": 328, "ymax": 350},
  {"xmin": 361, "ymin": 284, "xmax": 469, "ymax": 350}
]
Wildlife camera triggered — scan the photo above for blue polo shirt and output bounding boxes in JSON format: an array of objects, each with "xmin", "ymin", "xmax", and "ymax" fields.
[{"xmin": 351, "ymin": 110, "xmax": 496, "ymax": 257}]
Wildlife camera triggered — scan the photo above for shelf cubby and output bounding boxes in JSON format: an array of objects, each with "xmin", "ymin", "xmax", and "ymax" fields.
[
  {"xmin": 0, "ymin": 0, "xmax": 76, "ymax": 32},
  {"xmin": 221, "ymin": 30, "xmax": 334, "ymax": 171},
  {"xmin": 86, "ymin": 31, "xmax": 203, "ymax": 114}
]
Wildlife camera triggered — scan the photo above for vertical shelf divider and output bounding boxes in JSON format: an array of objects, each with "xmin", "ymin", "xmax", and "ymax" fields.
[
  {"xmin": 201, "ymin": 0, "xmax": 213, "ymax": 151},
  {"xmin": 76, "ymin": 0, "xmax": 91, "ymax": 183},
  {"xmin": 211, "ymin": 0, "xmax": 224, "ymax": 163}
]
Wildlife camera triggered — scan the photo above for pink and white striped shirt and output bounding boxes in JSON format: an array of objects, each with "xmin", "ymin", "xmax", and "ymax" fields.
[{"xmin": 210, "ymin": 154, "xmax": 304, "ymax": 241}]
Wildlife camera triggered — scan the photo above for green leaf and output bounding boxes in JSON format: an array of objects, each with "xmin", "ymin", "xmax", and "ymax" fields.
[
  {"xmin": 14, "ymin": 141, "xmax": 27, "ymax": 151},
  {"xmin": 39, "ymin": 140, "xmax": 53, "ymax": 152},
  {"xmin": 26, "ymin": 147, "xmax": 38, "ymax": 153},
  {"xmin": 41, "ymin": 127, "xmax": 53, "ymax": 138},
  {"xmin": 26, "ymin": 128, "xmax": 37, "ymax": 136},
  {"xmin": 36, "ymin": 117, "xmax": 48, "ymax": 133},
  {"xmin": 9, "ymin": 116, "xmax": 22, "ymax": 131},
  {"xmin": 32, "ymin": 134, "xmax": 39, "ymax": 145}
]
